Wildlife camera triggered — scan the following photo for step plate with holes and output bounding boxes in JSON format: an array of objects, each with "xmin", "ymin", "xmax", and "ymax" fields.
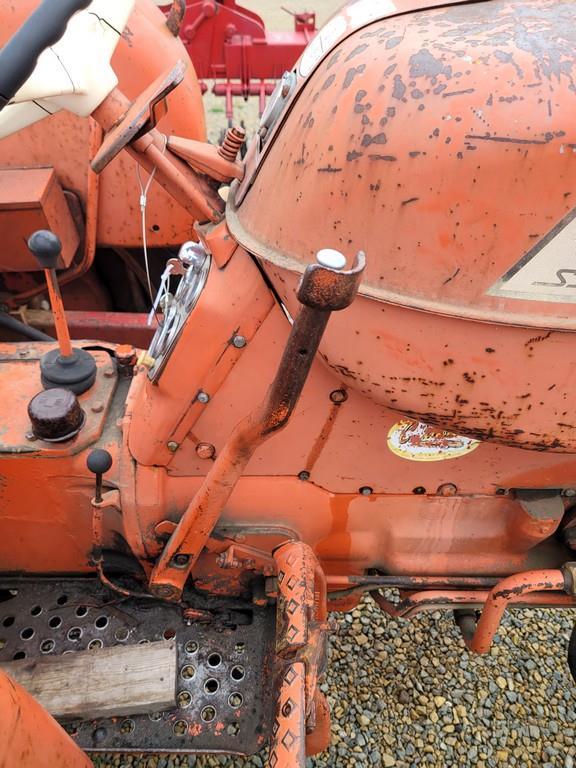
[{"xmin": 0, "ymin": 579, "xmax": 276, "ymax": 755}]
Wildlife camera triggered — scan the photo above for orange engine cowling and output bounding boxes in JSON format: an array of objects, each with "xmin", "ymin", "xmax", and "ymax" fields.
[{"xmin": 229, "ymin": 0, "xmax": 576, "ymax": 452}]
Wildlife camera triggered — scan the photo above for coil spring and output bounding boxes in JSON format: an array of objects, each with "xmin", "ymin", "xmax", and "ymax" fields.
[{"xmin": 218, "ymin": 127, "xmax": 246, "ymax": 162}]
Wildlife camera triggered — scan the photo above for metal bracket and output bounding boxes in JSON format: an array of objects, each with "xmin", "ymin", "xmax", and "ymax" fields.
[
  {"xmin": 92, "ymin": 62, "xmax": 186, "ymax": 174},
  {"xmin": 149, "ymin": 251, "xmax": 365, "ymax": 601}
]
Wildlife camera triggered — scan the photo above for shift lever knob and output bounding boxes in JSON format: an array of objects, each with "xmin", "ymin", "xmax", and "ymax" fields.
[
  {"xmin": 26, "ymin": 228, "xmax": 97, "ymax": 394},
  {"xmin": 28, "ymin": 230, "xmax": 62, "ymax": 270}
]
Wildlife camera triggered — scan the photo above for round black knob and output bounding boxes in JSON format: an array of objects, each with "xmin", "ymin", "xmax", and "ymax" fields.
[
  {"xmin": 87, "ymin": 449, "xmax": 113, "ymax": 476},
  {"xmin": 27, "ymin": 229, "xmax": 62, "ymax": 269}
]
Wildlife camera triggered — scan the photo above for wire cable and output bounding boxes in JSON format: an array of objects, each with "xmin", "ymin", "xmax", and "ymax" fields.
[{"xmin": 136, "ymin": 133, "xmax": 168, "ymax": 319}]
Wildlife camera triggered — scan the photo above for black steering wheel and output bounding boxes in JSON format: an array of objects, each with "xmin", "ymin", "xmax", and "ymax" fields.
[{"xmin": 0, "ymin": 0, "xmax": 92, "ymax": 112}]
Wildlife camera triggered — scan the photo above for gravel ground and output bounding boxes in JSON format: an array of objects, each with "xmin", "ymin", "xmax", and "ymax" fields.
[{"xmin": 94, "ymin": 1, "xmax": 576, "ymax": 766}]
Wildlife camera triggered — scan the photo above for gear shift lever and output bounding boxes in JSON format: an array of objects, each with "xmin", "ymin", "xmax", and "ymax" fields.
[{"xmin": 28, "ymin": 229, "xmax": 97, "ymax": 394}]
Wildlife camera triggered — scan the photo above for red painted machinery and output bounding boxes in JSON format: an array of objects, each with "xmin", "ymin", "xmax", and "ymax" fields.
[
  {"xmin": 159, "ymin": 0, "xmax": 317, "ymax": 121},
  {"xmin": 0, "ymin": 1, "xmax": 576, "ymax": 767}
]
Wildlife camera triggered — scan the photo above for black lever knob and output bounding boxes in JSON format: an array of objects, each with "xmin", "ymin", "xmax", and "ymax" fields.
[
  {"xmin": 87, "ymin": 448, "xmax": 113, "ymax": 503},
  {"xmin": 27, "ymin": 228, "xmax": 97, "ymax": 395},
  {"xmin": 27, "ymin": 229, "xmax": 62, "ymax": 270}
]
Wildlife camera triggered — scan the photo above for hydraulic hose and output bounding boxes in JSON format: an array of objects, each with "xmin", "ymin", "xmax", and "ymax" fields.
[{"xmin": 0, "ymin": 311, "xmax": 54, "ymax": 342}]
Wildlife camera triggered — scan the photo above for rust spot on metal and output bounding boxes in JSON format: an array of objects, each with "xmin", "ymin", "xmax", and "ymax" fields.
[
  {"xmin": 442, "ymin": 266, "xmax": 460, "ymax": 284},
  {"xmin": 304, "ymin": 400, "xmax": 344, "ymax": 474},
  {"xmin": 525, "ymin": 330, "xmax": 553, "ymax": 347},
  {"xmin": 368, "ymin": 154, "xmax": 397, "ymax": 161}
]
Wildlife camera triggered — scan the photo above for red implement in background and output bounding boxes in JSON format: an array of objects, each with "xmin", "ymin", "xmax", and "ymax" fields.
[{"xmin": 162, "ymin": 0, "xmax": 316, "ymax": 120}]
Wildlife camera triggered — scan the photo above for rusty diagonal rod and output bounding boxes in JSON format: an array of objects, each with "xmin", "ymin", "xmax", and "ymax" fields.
[{"xmin": 150, "ymin": 252, "xmax": 366, "ymax": 600}]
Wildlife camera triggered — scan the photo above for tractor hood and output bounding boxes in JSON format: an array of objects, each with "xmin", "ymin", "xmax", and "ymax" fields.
[{"xmin": 228, "ymin": 0, "xmax": 576, "ymax": 331}]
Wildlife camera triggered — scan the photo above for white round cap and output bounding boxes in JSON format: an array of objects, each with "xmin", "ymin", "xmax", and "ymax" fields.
[{"xmin": 316, "ymin": 248, "xmax": 347, "ymax": 270}]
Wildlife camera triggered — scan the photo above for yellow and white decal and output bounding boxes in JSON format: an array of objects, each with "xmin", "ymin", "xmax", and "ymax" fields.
[{"xmin": 387, "ymin": 419, "xmax": 480, "ymax": 462}]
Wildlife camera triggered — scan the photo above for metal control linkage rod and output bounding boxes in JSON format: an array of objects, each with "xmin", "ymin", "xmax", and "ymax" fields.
[
  {"xmin": 28, "ymin": 231, "xmax": 72, "ymax": 357},
  {"xmin": 149, "ymin": 250, "xmax": 366, "ymax": 600},
  {"xmin": 371, "ymin": 567, "xmax": 573, "ymax": 654},
  {"xmin": 461, "ymin": 568, "xmax": 567, "ymax": 654}
]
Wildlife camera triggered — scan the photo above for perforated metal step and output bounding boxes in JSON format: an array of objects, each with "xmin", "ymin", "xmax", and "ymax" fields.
[{"xmin": 0, "ymin": 578, "xmax": 276, "ymax": 755}]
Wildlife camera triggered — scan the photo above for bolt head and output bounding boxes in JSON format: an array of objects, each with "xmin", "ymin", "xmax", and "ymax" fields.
[
  {"xmin": 196, "ymin": 442, "xmax": 215, "ymax": 460},
  {"xmin": 172, "ymin": 554, "xmax": 190, "ymax": 568},
  {"xmin": 92, "ymin": 727, "xmax": 108, "ymax": 744},
  {"xmin": 232, "ymin": 335, "xmax": 247, "ymax": 349},
  {"xmin": 359, "ymin": 486, "xmax": 373, "ymax": 496},
  {"xmin": 167, "ymin": 441, "xmax": 179, "ymax": 453},
  {"xmin": 197, "ymin": 390, "xmax": 210, "ymax": 404},
  {"xmin": 116, "ymin": 345, "xmax": 135, "ymax": 361},
  {"xmin": 298, "ymin": 470, "xmax": 310, "ymax": 481},
  {"xmin": 152, "ymin": 584, "xmax": 179, "ymax": 599},
  {"xmin": 330, "ymin": 388, "xmax": 348, "ymax": 404},
  {"xmin": 437, "ymin": 483, "xmax": 457, "ymax": 497}
]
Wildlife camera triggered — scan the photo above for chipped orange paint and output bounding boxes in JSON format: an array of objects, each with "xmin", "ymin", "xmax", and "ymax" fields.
[{"xmin": 0, "ymin": 1, "xmax": 576, "ymax": 765}]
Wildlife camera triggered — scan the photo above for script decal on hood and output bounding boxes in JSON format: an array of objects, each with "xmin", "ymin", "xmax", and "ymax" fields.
[{"xmin": 387, "ymin": 419, "xmax": 480, "ymax": 462}]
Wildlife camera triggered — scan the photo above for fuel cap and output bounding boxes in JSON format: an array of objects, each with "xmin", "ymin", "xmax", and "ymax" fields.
[{"xmin": 28, "ymin": 387, "xmax": 85, "ymax": 442}]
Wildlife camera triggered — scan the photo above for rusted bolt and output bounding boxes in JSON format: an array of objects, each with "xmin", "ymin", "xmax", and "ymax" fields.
[
  {"xmin": 330, "ymin": 389, "xmax": 348, "ymax": 404},
  {"xmin": 152, "ymin": 584, "xmax": 179, "ymax": 599},
  {"xmin": 359, "ymin": 486, "xmax": 373, "ymax": 496},
  {"xmin": 116, "ymin": 345, "xmax": 135, "ymax": 363},
  {"xmin": 232, "ymin": 335, "xmax": 247, "ymax": 349},
  {"xmin": 18, "ymin": 349, "xmax": 29, "ymax": 357},
  {"xmin": 298, "ymin": 470, "xmax": 310, "ymax": 481},
  {"xmin": 92, "ymin": 727, "xmax": 108, "ymax": 744},
  {"xmin": 104, "ymin": 368, "xmax": 115, "ymax": 378},
  {"xmin": 437, "ymin": 483, "xmax": 457, "ymax": 497},
  {"xmin": 171, "ymin": 554, "xmax": 190, "ymax": 568},
  {"xmin": 413, "ymin": 486, "xmax": 426, "ymax": 495},
  {"xmin": 91, "ymin": 402, "xmax": 104, "ymax": 414},
  {"xmin": 196, "ymin": 442, "xmax": 216, "ymax": 459},
  {"xmin": 197, "ymin": 390, "xmax": 210, "ymax": 404},
  {"xmin": 563, "ymin": 489, "xmax": 576, "ymax": 498},
  {"xmin": 167, "ymin": 441, "xmax": 179, "ymax": 453},
  {"xmin": 25, "ymin": 431, "xmax": 37, "ymax": 441}
]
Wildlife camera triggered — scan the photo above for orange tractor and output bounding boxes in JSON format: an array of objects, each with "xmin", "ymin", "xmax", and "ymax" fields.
[{"xmin": 0, "ymin": 0, "xmax": 575, "ymax": 765}]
